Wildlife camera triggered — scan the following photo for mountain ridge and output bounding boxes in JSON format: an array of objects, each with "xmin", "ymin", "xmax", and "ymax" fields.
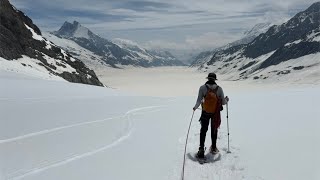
[
  {"xmin": 50, "ymin": 21, "xmax": 184, "ymax": 68},
  {"xmin": 0, "ymin": 0, "xmax": 103, "ymax": 86},
  {"xmin": 191, "ymin": 1, "xmax": 320, "ymax": 82}
]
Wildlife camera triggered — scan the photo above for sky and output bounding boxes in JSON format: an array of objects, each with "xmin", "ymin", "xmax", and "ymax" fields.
[{"xmin": 10, "ymin": 0, "xmax": 319, "ymax": 54}]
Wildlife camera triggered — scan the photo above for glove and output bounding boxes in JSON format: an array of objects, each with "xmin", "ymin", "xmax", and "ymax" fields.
[{"xmin": 225, "ymin": 96, "xmax": 229, "ymax": 102}]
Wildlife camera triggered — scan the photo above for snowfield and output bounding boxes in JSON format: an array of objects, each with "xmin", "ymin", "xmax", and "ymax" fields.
[{"xmin": 0, "ymin": 67, "xmax": 319, "ymax": 180}]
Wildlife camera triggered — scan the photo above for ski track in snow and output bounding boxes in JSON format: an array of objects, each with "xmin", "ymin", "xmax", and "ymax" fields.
[
  {"xmin": 5, "ymin": 105, "xmax": 165, "ymax": 180},
  {"xmin": 0, "ymin": 95, "xmax": 117, "ymax": 102},
  {"xmin": 10, "ymin": 131, "xmax": 132, "ymax": 180},
  {"xmin": 0, "ymin": 116, "xmax": 119, "ymax": 144},
  {"xmin": 0, "ymin": 105, "xmax": 164, "ymax": 144}
]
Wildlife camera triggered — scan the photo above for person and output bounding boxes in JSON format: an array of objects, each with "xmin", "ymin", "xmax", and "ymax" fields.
[{"xmin": 193, "ymin": 72, "xmax": 229, "ymax": 158}]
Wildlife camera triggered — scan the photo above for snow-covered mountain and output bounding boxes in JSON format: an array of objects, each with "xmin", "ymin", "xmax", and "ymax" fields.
[
  {"xmin": 112, "ymin": 38, "xmax": 184, "ymax": 66},
  {"xmin": 191, "ymin": 2, "xmax": 320, "ymax": 82},
  {"xmin": 229, "ymin": 22, "xmax": 273, "ymax": 47},
  {"xmin": 0, "ymin": 0, "xmax": 103, "ymax": 86},
  {"xmin": 46, "ymin": 22, "xmax": 184, "ymax": 68},
  {"xmin": 190, "ymin": 23, "xmax": 273, "ymax": 67}
]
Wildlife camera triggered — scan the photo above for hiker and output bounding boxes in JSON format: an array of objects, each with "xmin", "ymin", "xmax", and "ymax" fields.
[{"xmin": 193, "ymin": 72, "xmax": 229, "ymax": 159}]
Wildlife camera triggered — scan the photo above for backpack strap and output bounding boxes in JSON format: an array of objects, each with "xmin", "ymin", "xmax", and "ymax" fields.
[
  {"xmin": 213, "ymin": 86, "xmax": 219, "ymax": 93},
  {"xmin": 205, "ymin": 84, "xmax": 219, "ymax": 93}
]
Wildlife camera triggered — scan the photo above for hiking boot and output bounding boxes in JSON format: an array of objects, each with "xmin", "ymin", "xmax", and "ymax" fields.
[
  {"xmin": 210, "ymin": 145, "xmax": 219, "ymax": 154},
  {"xmin": 196, "ymin": 147, "xmax": 205, "ymax": 159}
]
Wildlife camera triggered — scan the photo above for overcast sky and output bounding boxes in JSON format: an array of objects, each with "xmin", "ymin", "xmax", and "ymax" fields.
[{"xmin": 11, "ymin": 0, "xmax": 318, "ymax": 52}]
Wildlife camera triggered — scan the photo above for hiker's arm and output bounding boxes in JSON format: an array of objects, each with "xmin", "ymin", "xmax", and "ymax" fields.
[
  {"xmin": 218, "ymin": 87, "xmax": 228, "ymax": 105},
  {"xmin": 193, "ymin": 86, "xmax": 204, "ymax": 110}
]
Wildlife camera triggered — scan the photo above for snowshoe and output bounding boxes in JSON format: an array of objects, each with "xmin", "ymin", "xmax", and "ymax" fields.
[{"xmin": 209, "ymin": 146, "xmax": 220, "ymax": 154}]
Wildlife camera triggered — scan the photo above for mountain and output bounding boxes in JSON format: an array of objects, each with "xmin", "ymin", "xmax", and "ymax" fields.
[
  {"xmin": 112, "ymin": 38, "xmax": 185, "ymax": 66},
  {"xmin": 0, "ymin": 0, "xmax": 103, "ymax": 86},
  {"xmin": 47, "ymin": 22, "xmax": 184, "ymax": 68},
  {"xmin": 190, "ymin": 22, "xmax": 273, "ymax": 67},
  {"xmin": 191, "ymin": 2, "xmax": 320, "ymax": 82},
  {"xmin": 230, "ymin": 22, "xmax": 273, "ymax": 47}
]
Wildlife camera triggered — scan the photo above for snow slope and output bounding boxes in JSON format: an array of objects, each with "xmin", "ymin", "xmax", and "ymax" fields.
[
  {"xmin": 48, "ymin": 21, "xmax": 183, "ymax": 68},
  {"xmin": 191, "ymin": 2, "xmax": 320, "ymax": 83},
  {"xmin": 43, "ymin": 32, "xmax": 110, "ymax": 70},
  {"xmin": 0, "ymin": 69, "xmax": 319, "ymax": 180}
]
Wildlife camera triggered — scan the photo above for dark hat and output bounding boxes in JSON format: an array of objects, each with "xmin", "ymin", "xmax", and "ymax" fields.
[{"xmin": 206, "ymin": 72, "xmax": 217, "ymax": 80}]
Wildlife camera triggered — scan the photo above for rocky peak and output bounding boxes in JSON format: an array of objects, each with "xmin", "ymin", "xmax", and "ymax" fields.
[{"xmin": 55, "ymin": 21, "xmax": 90, "ymax": 39}]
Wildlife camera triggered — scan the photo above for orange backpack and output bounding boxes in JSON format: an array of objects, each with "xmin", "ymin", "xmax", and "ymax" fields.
[{"xmin": 202, "ymin": 85, "xmax": 219, "ymax": 113}]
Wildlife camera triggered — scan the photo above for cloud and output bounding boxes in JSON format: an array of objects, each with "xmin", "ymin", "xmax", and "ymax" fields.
[
  {"xmin": 144, "ymin": 31, "xmax": 243, "ymax": 51},
  {"xmin": 114, "ymin": 1, "xmax": 173, "ymax": 12},
  {"xmin": 10, "ymin": 0, "xmax": 320, "ymax": 51}
]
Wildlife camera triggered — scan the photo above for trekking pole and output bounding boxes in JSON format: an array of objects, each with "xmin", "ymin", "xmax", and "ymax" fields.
[
  {"xmin": 226, "ymin": 102, "xmax": 231, "ymax": 153},
  {"xmin": 181, "ymin": 111, "xmax": 195, "ymax": 180}
]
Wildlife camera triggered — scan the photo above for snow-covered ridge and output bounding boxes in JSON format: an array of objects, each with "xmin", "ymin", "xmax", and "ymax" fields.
[
  {"xmin": 191, "ymin": 2, "xmax": 320, "ymax": 83},
  {"xmin": 0, "ymin": 0, "xmax": 103, "ymax": 86},
  {"xmin": 24, "ymin": 24, "xmax": 44, "ymax": 41},
  {"xmin": 191, "ymin": 22, "xmax": 273, "ymax": 67},
  {"xmin": 112, "ymin": 38, "xmax": 142, "ymax": 50},
  {"xmin": 50, "ymin": 22, "xmax": 184, "ymax": 67},
  {"xmin": 0, "ymin": 57, "xmax": 64, "ymax": 81},
  {"xmin": 244, "ymin": 22, "xmax": 273, "ymax": 37},
  {"xmin": 73, "ymin": 23, "xmax": 90, "ymax": 39}
]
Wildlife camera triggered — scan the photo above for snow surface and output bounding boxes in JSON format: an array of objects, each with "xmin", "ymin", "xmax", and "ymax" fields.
[
  {"xmin": 73, "ymin": 24, "xmax": 90, "ymax": 39},
  {"xmin": 43, "ymin": 32, "xmax": 107, "ymax": 69},
  {"xmin": 24, "ymin": 24, "xmax": 44, "ymax": 42},
  {"xmin": 0, "ymin": 54, "xmax": 78, "ymax": 81},
  {"xmin": 0, "ymin": 57, "xmax": 64, "ymax": 81},
  {"xmin": 0, "ymin": 67, "xmax": 319, "ymax": 180},
  {"xmin": 112, "ymin": 38, "xmax": 143, "ymax": 50}
]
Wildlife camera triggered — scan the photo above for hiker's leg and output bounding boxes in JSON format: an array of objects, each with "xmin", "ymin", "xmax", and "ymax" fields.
[
  {"xmin": 211, "ymin": 128, "xmax": 218, "ymax": 149},
  {"xmin": 199, "ymin": 111, "xmax": 210, "ymax": 148},
  {"xmin": 210, "ymin": 115, "xmax": 219, "ymax": 149}
]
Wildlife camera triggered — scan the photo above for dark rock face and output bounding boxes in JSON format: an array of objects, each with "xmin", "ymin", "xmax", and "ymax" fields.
[{"xmin": 0, "ymin": 0, "xmax": 103, "ymax": 86}]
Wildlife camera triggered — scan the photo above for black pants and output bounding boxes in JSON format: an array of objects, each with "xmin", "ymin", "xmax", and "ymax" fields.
[{"xmin": 199, "ymin": 111, "xmax": 218, "ymax": 149}]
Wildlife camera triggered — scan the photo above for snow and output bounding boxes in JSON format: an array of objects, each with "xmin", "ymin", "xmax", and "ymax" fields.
[
  {"xmin": 285, "ymin": 39, "xmax": 302, "ymax": 46},
  {"xmin": 45, "ymin": 44, "xmax": 52, "ymax": 49},
  {"xmin": 0, "ymin": 53, "xmax": 78, "ymax": 80},
  {"xmin": 0, "ymin": 67, "xmax": 319, "ymax": 180},
  {"xmin": 44, "ymin": 32, "xmax": 105, "ymax": 67},
  {"xmin": 0, "ymin": 57, "xmax": 64, "ymax": 81},
  {"xmin": 73, "ymin": 25, "xmax": 90, "ymax": 39},
  {"xmin": 312, "ymin": 36, "xmax": 320, "ymax": 42},
  {"xmin": 307, "ymin": 30, "xmax": 320, "ymax": 42},
  {"xmin": 24, "ymin": 24, "xmax": 44, "ymax": 42},
  {"xmin": 41, "ymin": 54, "xmax": 77, "ymax": 74},
  {"xmin": 112, "ymin": 38, "xmax": 142, "ymax": 49},
  {"xmin": 244, "ymin": 22, "xmax": 273, "ymax": 37},
  {"xmin": 112, "ymin": 38, "xmax": 154, "ymax": 62},
  {"xmin": 250, "ymin": 52, "xmax": 320, "ymax": 84}
]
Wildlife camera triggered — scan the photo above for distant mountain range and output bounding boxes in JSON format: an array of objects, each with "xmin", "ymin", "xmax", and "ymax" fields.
[
  {"xmin": 0, "ymin": 0, "xmax": 103, "ymax": 86},
  {"xmin": 191, "ymin": 2, "xmax": 320, "ymax": 82},
  {"xmin": 191, "ymin": 22, "xmax": 273, "ymax": 67},
  {"xmin": 46, "ymin": 21, "xmax": 184, "ymax": 69}
]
